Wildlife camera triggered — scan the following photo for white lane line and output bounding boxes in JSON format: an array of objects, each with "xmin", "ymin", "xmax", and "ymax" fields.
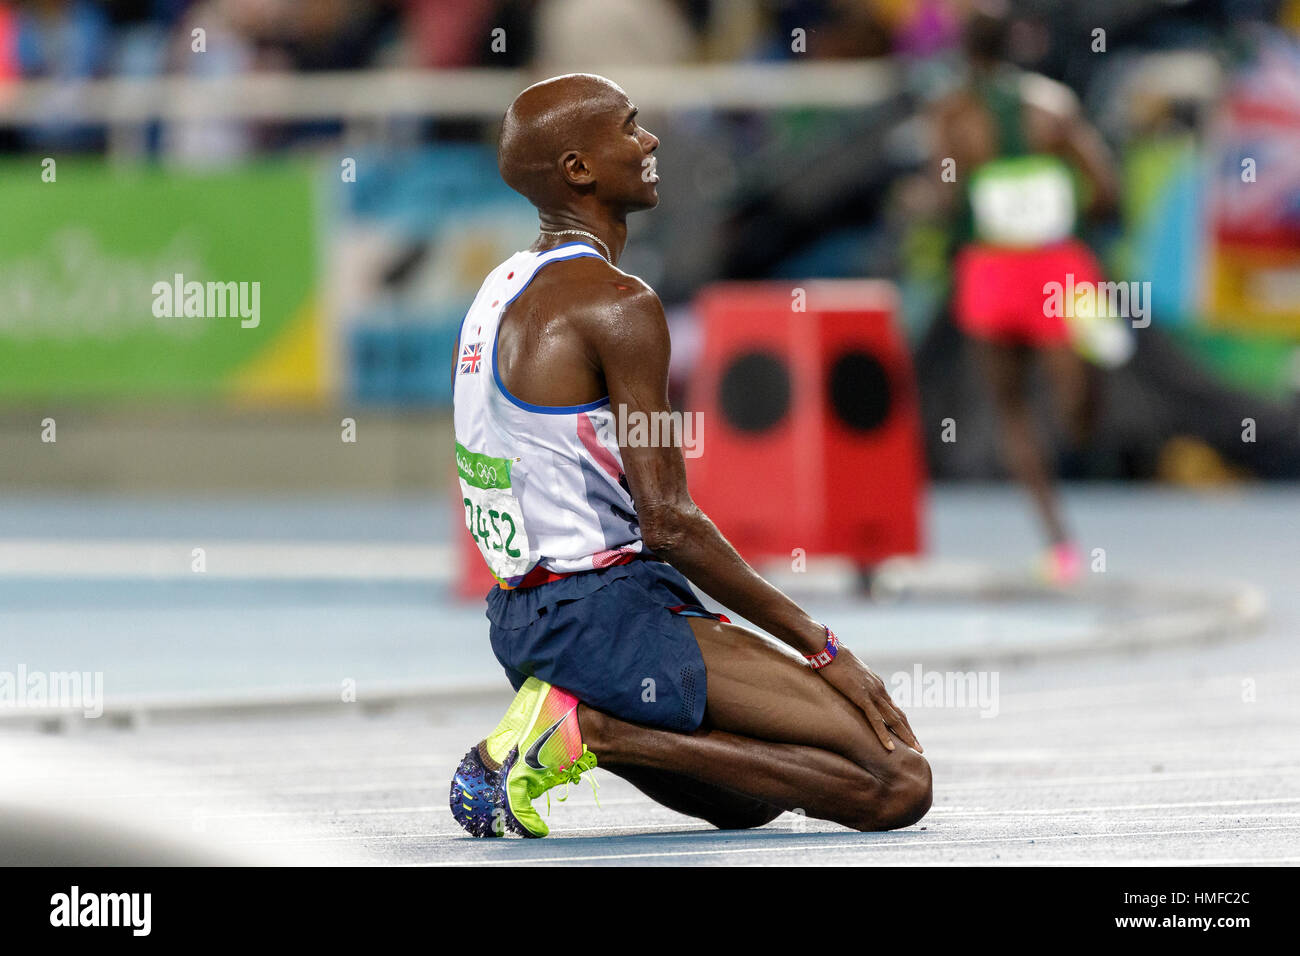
[
  {"xmin": 0, "ymin": 538, "xmax": 451, "ymax": 581},
  {"xmin": 923, "ymin": 797, "xmax": 1300, "ymax": 816},
  {"xmin": 926, "ymin": 744, "xmax": 1300, "ymax": 762},
  {"xmin": 72, "ymin": 780, "xmax": 468, "ymax": 800},
  {"xmin": 416, "ymin": 811, "xmax": 1300, "ymax": 838},
  {"xmin": 13, "ymin": 755, "xmax": 455, "ymax": 778},
  {"xmin": 727, "ymin": 857, "xmax": 1300, "ymax": 868},
  {"xmin": 147, "ymin": 790, "xmax": 1300, "ymax": 823},
  {"xmin": 149, "ymin": 806, "xmax": 1300, "ymax": 835},
  {"xmin": 71, "ymin": 777, "xmax": 1300, "ymax": 809},
  {"xmin": 450, "ymin": 818, "xmax": 1258, "ymax": 840},
  {"xmin": 434, "ymin": 823, "xmax": 1300, "ymax": 865},
  {"xmin": 219, "ymin": 820, "xmax": 720, "ymax": 844},
  {"xmin": 165, "ymin": 801, "xmax": 644, "ymax": 820},
  {"xmin": 940, "ymin": 766, "xmax": 1300, "ymax": 790},
  {"xmin": 982, "ymin": 671, "xmax": 1300, "ymax": 706},
  {"xmin": 1002, "ymin": 813, "xmax": 1300, "ymax": 824},
  {"xmin": 226, "ymin": 832, "xmax": 462, "ymax": 844},
  {"xmin": 227, "ymin": 816, "xmax": 1300, "ymax": 850}
]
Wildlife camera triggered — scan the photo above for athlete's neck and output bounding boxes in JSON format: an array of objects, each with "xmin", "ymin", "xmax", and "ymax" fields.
[{"xmin": 535, "ymin": 211, "xmax": 626, "ymax": 265}]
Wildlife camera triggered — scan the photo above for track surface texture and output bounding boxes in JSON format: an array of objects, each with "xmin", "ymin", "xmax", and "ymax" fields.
[{"xmin": 1, "ymin": 486, "xmax": 1296, "ymax": 865}]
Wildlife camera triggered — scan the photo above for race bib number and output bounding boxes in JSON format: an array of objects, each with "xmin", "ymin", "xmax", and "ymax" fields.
[
  {"xmin": 970, "ymin": 155, "xmax": 1076, "ymax": 247},
  {"xmin": 455, "ymin": 442, "xmax": 531, "ymax": 582}
]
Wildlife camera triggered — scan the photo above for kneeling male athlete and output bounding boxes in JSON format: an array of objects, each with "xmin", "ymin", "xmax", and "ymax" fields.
[{"xmin": 450, "ymin": 73, "xmax": 931, "ymax": 838}]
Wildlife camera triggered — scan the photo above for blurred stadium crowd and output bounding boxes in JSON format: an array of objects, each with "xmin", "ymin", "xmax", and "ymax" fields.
[
  {"xmin": 2, "ymin": 0, "xmax": 1300, "ymax": 486},
  {"xmin": 1, "ymin": 0, "xmax": 1240, "ymax": 82},
  {"xmin": 2, "ymin": 1, "xmax": 1294, "ymax": 107}
]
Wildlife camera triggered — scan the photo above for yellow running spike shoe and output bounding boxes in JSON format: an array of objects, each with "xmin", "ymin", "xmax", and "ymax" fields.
[
  {"xmin": 448, "ymin": 677, "xmax": 542, "ymax": 838},
  {"xmin": 498, "ymin": 681, "xmax": 597, "ymax": 838}
]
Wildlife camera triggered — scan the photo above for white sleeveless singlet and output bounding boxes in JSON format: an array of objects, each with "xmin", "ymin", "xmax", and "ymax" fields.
[{"xmin": 452, "ymin": 243, "xmax": 644, "ymax": 588}]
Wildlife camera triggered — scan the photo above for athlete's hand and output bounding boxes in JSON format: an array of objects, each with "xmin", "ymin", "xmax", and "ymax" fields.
[{"xmin": 817, "ymin": 648, "xmax": 922, "ymax": 754}]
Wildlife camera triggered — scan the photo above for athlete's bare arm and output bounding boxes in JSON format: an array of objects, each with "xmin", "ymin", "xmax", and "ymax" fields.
[
  {"xmin": 927, "ymin": 76, "xmax": 1119, "ymax": 220},
  {"xmin": 1021, "ymin": 75, "xmax": 1119, "ymax": 217},
  {"xmin": 571, "ymin": 270, "xmax": 921, "ymax": 753},
  {"xmin": 928, "ymin": 90, "xmax": 981, "ymax": 216}
]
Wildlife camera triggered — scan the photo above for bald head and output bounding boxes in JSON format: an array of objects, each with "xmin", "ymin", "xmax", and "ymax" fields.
[{"xmin": 498, "ymin": 73, "xmax": 632, "ymax": 209}]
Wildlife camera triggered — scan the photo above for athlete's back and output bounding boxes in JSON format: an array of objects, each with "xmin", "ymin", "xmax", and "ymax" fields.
[{"xmin": 452, "ymin": 242, "xmax": 644, "ymax": 589}]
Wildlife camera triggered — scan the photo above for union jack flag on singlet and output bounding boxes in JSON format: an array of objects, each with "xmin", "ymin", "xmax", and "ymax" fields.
[{"xmin": 460, "ymin": 341, "xmax": 483, "ymax": 375}]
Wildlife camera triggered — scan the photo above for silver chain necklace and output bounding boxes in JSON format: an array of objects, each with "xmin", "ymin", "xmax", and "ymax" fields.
[{"xmin": 538, "ymin": 228, "xmax": 611, "ymax": 264}]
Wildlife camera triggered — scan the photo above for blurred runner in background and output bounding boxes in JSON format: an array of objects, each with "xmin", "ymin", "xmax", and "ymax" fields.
[{"xmin": 931, "ymin": 0, "xmax": 1128, "ymax": 582}]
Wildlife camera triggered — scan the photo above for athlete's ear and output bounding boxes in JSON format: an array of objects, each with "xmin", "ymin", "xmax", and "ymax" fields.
[{"xmin": 559, "ymin": 150, "xmax": 595, "ymax": 188}]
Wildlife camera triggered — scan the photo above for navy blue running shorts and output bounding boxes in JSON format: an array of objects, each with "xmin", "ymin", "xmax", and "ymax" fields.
[{"xmin": 485, "ymin": 557, "xmax": 719, "ymax": 733}]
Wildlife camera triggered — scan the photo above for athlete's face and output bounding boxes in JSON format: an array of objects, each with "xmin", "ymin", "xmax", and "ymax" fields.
[{"xmin": 590, "ymin": 95, "xmax": 660, "ymax": 211}]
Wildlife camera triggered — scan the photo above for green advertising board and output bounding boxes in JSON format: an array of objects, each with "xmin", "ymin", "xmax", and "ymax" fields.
[{"xmin": 0, "ymin": 160, "xmax": 322, "ymax": 400}]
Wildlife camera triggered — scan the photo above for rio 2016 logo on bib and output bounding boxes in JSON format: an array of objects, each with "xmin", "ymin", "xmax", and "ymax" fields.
[
  {"xmin": 970, "ymin": 154, "xmax": 1076, "ymax": 247},
  {"xmin": 456, "ymin": 442, "xmax": 532, "ymax": 583}
]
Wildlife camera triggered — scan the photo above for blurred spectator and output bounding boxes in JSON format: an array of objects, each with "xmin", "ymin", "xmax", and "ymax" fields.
[
  {"xmin": 535, "ymin": 0, "xmax": 699, "ymax": 70},
  {"xmin": 883, "ymin": 0, "xmax": 961, "ymax": 58},
  {"xmin": 13, "ymin": 0, "xmax": 111, "ymax": 78},
  {"xmin": 0, "ymin": 3, "xmax": 17, "ymax": 80},
  {"xmin": 808, "ymin": 0, "xmax": 891, "ymax": 58},
  {"xmin": 283, "ymin": 0, "xmax": 396, "ymax": 71},
  {"xmin": 11, "ymin": 0, "xmax": 113, "ymax": 149},
  {"xmin": 160, "ymin": 0, "xmax": 264, "ymax": 164},
  {"xmin": 407, "ymin": 0, "xmax": 509, "ymax": 68},
  {"xmin": 762, "ymin": 0, "xmax": 892, "ymax": 59}
]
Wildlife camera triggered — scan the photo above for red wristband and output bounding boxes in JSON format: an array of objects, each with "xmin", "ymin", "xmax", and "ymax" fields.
[{"xmin": 805, "ymin": 626, "xmax": 839, "ymax": 669}]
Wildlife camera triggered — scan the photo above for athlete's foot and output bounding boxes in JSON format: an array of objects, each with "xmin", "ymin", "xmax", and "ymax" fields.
[
  {"xmin": 449, "ymin": 677, "xmax": 543, "ymax": 838},
  {"xmin": 1039, "ymin": 541, "xmax": 1082, "ymax": 586},
  {"xmin": 497, "ymin": 681, "xmax": 597, "ymax": 838}
]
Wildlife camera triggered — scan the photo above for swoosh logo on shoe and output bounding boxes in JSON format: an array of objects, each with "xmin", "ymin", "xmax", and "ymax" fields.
[{"xmin": 523, "ymin": 716, "xmax": 566, "ymax": 771}]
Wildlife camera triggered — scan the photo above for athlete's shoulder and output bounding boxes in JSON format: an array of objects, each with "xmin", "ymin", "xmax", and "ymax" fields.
[
  {"xmin": 1017, "ymin": 71, "xmax": 1081, "ymax": 122},
  {"xmin": 559, "ymin": 257, "xmax": 664, "ymax": 319},
  {"xmin": 558, "ymin": 255, "xmax": 658, "ymax": 297},
  {"xmin": 928, "ymin": 82, "xmax": 972, "ymax": 121},
  {"xmin": 557, "ymin": 257, "xmax": 668, "ymax": 353}
]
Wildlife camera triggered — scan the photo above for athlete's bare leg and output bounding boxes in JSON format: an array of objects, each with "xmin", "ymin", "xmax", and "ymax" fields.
[
  {"xmin": 1039, "ymin": 344, "xmax": 1099, "ymax": 448},
  {"xmin": 579, "ymin": 618, "xmax": 932, "ymax": 832},
  {"xmin": 601, "ymin": 766, "xmax": 783, "ymax": 830},
  {"xmin": 973, "ymin": 338, "xmax": 1069, "ymax": 545}
]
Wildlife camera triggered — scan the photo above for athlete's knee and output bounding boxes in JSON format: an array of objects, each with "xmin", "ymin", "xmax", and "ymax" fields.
[
  {"xmin": 846, "ymin": 749, "xmax": 932, "ymax": 832},
  {"xmin": 877, "ymin": 748, "xmax": 932, "ymax": 830},
  {"xmin": 705, "ymin": 803, "xmax": 784, "ymax": 831}
]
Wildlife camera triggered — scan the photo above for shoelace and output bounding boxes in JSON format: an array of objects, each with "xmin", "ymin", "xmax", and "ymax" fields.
[{"xmin": 540, "ymin": 750, "xmax": 600, "ymax": 816}]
